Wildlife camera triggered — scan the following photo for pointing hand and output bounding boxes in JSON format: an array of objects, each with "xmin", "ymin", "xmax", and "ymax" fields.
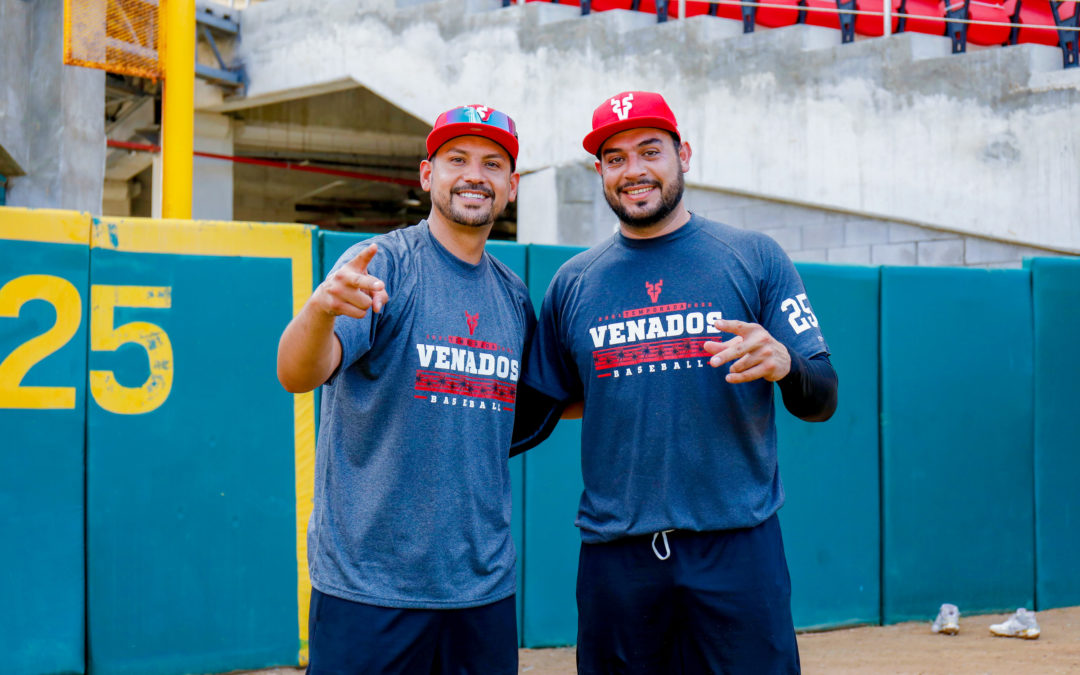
[
  {"xmin": 703, "ymin": 318, "xmax": 791, "ymax": 383},
  {"xmin": 314, "ymin": 243, "xmax": 390, "ymax": 320}
]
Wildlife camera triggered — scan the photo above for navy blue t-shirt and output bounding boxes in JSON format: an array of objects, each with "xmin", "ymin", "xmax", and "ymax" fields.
[
  {"xmin": 523, "ymin": 214, "xmax": 828, "ymax": 543},
  {"xmin": 309, "ymin": 221, "xmax": 535, "ymax": 608}
]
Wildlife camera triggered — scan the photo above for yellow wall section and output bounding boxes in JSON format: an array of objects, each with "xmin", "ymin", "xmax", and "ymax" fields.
[
  {"xmin": 90, "ymin": 215, "xmax": 316, "ymax": 664},
  {"xmin": 0, "ymin": 207, "xmax": 91, "ymax": 245}
]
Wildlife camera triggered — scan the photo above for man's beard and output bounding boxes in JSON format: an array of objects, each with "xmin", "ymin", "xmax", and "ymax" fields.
[
  {"xmin": 433, "ymin": 184, "xmax": 501, "ymax": 228},
  {"xmin": 604, "ymin": 169, "xmax": 684, "ymax": 229}
]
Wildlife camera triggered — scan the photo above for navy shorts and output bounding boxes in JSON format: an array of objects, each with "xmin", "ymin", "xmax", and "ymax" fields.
[
  {"xmin": 576, "ymin": 514, "xmax": 800, "ymax": 675},
  {"xmin": 306, "ymin": 588, "xmax": 517, "ymax": 675}
]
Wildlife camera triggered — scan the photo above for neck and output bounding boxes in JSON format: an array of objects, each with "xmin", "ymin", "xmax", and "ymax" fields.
[
  {"xmin": 426, "ymin": 211, "xmax": 490, "ymax": 264},
  {"xmin": 619, "ymin": 202, "xmax": 692, "ymax": 240}
]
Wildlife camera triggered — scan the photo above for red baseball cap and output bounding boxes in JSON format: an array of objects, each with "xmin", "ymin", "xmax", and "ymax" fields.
[
  {"xmin": 426, "ymin": 105, "xmax": 519, "ymax": 167},
  {"xmin": 582, "ymin": 91, "xmax": 680, "ymax": 156}
]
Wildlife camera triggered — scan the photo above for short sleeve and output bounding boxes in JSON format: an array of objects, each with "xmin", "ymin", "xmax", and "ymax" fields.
[
  {"xmin": 520, "ymin": 273, "xmax": 584, "ymax": 403},
  {"xmin": 757, "ymin": 237, "xmax": 830, "ymax": 359},
  {"xmin": 327, "ymin": 240, "xmax": 396, "ymax": 381}
]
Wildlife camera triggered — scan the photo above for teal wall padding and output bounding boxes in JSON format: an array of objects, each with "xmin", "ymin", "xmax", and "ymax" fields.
[
  {"xmin": 320, "ymin": 231, "xmax": 375, "ymax": 272},
  {"xmin": 777, "ymin": 264, "xmax": 881, "ymax": 630},
  {"xmin": 0, "ymin": 238, "xmax": 88, "ymax": 675},
  {"xmin": 880, "ymin": 267, "xmax": 1034, "ymax": 624},
  {"xmin": 319, "ymin": 231, "xmax": 530, "ymax": 644},
  {"xmin": 522, "ymin": 244, "xmax": 587, "ymax": 648},
  {"xmin": 86, "ymin": 250, "xmax": 298, "ymax": 674},
  {"xmin": 9, "ymin": 203, "xmax": 1080, "ymax": 674},
  {"xmin": 1029, "ymin": 258, "xmax": 1080, "ymax": 610}
]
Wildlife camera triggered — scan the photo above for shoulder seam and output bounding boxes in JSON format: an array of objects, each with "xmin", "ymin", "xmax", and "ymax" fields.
[{"xmin": 695, "ymin": 220, "xmax": 759, "ymax": 272}]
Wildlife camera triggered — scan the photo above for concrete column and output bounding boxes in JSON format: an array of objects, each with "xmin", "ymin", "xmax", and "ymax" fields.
[
  {"xmin": 151, "ymin": 154, "xmax": 164, "ymax": 219},
  {"xmin": 192, "ymin": 112, "xmax": 234, "ymax": 221},
  {"xmin": 0, "ymin": 0, "xmax": 31, "ymax": 182},
  {"xmin": 5, "ymin": 0, "xmax": 104, "ymax": 212},
  {"xmin": 517, "ymin": 163, "xmax": 614, "ymax": 246},
  {"xmin": 516, "ymin": 167, "xmax": 558, "ymax": 244}
]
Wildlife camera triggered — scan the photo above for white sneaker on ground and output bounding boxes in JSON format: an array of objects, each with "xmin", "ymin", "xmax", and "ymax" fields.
[
  {"xmin": 931, "ymin": 603, "xmax": 960, "ymax": 635},
  {"xmin": 989, "ymin": 608, "xmax": 1041, "ymax": 639}
]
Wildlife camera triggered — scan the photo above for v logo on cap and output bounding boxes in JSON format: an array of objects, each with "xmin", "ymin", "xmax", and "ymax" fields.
[{"xmin": 610, "ymin": 93, "xmax": 634, "ymax": 121}]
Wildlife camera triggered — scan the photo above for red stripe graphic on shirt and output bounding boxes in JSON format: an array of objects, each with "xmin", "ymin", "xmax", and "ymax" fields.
[
  {"xmin": 622, "ymin": 302, "xmax": 688, "ymax": 318},
  {"xmin": 446, "ymin": 335, "xmax": 504, "ymax": 352},
  {"xmin": 414, "ymin": 370, "xmax": 518, "ymax": 403},
  {"xmin": 593, "ymin": 337, "xmax": 711, "ymax": 370}
]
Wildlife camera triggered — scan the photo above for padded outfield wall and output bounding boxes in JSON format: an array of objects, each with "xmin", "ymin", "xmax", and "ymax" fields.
[{"xmin": 1, "ymin": 207, "xmax": 1078, "ymax": 672}]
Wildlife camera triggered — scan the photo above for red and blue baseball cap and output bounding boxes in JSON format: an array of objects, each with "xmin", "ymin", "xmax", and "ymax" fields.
[
  {"xmin": 582, "ymin": 91, "xmax": 680, "ymax": 156},
  {"xmin": 426, "ymin": 105, "xmax": 519, "ymax": 168}
]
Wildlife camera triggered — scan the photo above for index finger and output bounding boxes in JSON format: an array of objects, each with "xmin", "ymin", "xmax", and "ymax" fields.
[
  {"xmin": 345, "ymin": 243, "xmax": 378, "ymax": 275},
  {"xmin": 712, "ymin": 318, "xmax": 751, "ymax": 335}
]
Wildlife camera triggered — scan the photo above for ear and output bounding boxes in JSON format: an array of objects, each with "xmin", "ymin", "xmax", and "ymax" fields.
[
  {"xmin": 678, "ymin": 141, "xmax": 692, "ymax": 173},
  {"xmin": 594, "ymin": 159, "xmax": 603, "ymax": 176},
  {"xmin": 419, "ymin": 158, "xmax": 433, "ymax": 192},
  {"xmin": 507, "ymin": 171, "xmax": 520, "ymax": 203}
]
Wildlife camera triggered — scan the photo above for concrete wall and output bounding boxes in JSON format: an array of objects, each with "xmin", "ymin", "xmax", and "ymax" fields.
[
  {"xmin": 228, "ymin": 0, "xmax": 1080, "ymax": 254},
  {"xmin": 193, "ymin": 113, "xmax": 235, "ymax": 221},
  {"xmin": 0, "ymin": 0, "xmax": 105, "ymax": 212},
  {"xmin": 518, "ymin": 162, "xmax": 1069, "ymax": 268},
  {"xmin": 0, "ymin": 0, "xmax": 32, "ymax": 178}
]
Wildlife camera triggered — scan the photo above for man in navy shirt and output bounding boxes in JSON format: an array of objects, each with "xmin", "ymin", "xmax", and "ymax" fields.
[
  {"xmin": 515, "ymin": 91, "xmax": 838, "ymax": 674},
  {"xmin": 278, "ymin": 105, "xmax": 534, "ymax": 675}
]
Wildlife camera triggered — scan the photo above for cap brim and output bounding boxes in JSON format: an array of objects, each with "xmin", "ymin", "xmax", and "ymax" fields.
[
  {"xmin": 583, "ymin": 117, "xmax": 680, "ymax": 156},
  {"xmin": 426, "ymin": 123, "xmax": 519, "ymax": 164}
]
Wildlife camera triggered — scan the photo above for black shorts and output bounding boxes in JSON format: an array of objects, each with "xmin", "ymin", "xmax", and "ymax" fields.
[
  {"xmin": 306, "ymin": 588, "xmax": 517, "ymax": 675},
  {"xmin": 576, "ymin": 514, "xmax": 800, "ymax": 674}
]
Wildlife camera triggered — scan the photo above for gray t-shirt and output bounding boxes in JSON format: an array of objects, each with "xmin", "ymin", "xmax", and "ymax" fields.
[{"xmin": 308, "ymin": 221, "xmax": 535, "ymax": 608}]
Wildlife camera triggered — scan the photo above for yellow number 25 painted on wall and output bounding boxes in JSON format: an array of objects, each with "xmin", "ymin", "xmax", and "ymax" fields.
[
  {"xmin": 0, "ymin": 274, "xmax": 173, "ymax": 414},
  {"xmin": 89, "ymin": 285, "xmax": 173, "ymax": 415}
]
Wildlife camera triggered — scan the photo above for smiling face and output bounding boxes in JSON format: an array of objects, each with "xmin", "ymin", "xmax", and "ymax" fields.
[
  {"xmin": 420, "ymin": 135, "xmax": 518, "ymax": 230},
  {"xmin": 595, "ymin": 127, "xmax": 691, "ymax": 233}
]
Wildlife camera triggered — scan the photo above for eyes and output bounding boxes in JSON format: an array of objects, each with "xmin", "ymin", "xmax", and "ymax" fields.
[
  {"xmin": 446, "ymin": 155, "xmax": 505, "ymax": 171},
  {"xmin": 605, "ymin": 148, "xmax": 662, "ymax": 167}
]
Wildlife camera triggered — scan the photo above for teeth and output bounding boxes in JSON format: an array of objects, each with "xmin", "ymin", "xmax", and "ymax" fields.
[
  {"xmin": 625, "ymin": 187, "xmax": 653, "ymax": 195},
  {"xmin": 458, "ymin": 191, "xmax": 488, "ymax": 199}
]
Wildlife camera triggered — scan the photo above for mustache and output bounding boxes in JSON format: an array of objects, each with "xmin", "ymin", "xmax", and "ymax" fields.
[
  {"xmin": 452, "ymin": 185, "xmax": 495, "ymax": 198},
  {"xmin": 618, "ymin": 180, "xmax": 660, "ymax": 193}
]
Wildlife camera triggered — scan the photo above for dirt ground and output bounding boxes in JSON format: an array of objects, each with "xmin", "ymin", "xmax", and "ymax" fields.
[{"xmin": 245, "ymin": 605, "xmax": 1080, "ymax": 674}]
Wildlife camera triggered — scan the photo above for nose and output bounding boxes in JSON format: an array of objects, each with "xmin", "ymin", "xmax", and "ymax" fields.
[
  {"xmin": 622, "ymin": 154, "xmax": 647, "ymax": 179},
  {"xmin": 461, "ymin": 158, "xmax": 488, "ymax": 184}
]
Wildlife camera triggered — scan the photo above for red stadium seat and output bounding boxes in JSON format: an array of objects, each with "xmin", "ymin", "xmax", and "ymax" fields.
[
  {"xmin": 754, "ymin": 0, "xmax": 804, "ymax": 27},
  {"xmin": 804, "ymin": 0, "xmax": 847, "ymax": 30},
  {"xmin": 967, "ymin": 0, "xmax": 1017, "ymax": 45},
  {"xmin": 1017, "ymin": 0, "xmax": 1077, "ymax": 46},
  {"xmin": 706, "ymin": 0, "xmax": 747, "ymax": 22},
  {"xmin": 897, "ymin": 0, "xmax": 949, "ymax": 35},
  {"xmin": 523, "ymin": 0, "xmax": 628, "ymax": 11},
  {"xmin": 854, "ymin": 0, "xmax": 904, "ymax": 35}
]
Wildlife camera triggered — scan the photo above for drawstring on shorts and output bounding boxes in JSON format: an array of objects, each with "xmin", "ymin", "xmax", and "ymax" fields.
[{"xmin": 651, "ymin": 529, "xmax": 675, "ymax": 560}]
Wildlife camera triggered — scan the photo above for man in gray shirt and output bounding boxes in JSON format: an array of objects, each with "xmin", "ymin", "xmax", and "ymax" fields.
[{"xmin": 277, "ymin": 105, "xmax": 534, "ymax": 674}]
